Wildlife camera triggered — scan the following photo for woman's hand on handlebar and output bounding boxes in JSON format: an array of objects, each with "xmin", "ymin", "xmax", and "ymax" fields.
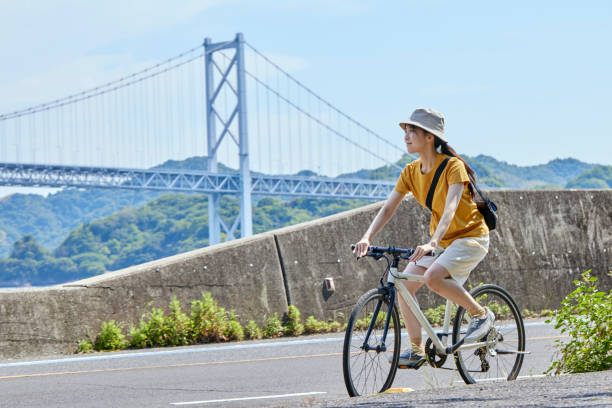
[
  {"xmin": 353, "ymin": 238, "xmax": 370, "ymax": 259},
  {"xmin": 409, "ymin": 241, "xmax": 436, "ymax": 263}
]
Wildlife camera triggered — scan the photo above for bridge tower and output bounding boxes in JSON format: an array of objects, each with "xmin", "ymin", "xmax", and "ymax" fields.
[{"xmin": 203, "ymin": 33, "xmax": 252, "ymax": 245}]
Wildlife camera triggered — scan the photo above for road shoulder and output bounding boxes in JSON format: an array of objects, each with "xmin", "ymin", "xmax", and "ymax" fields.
[{"xmin": 285, "ymin": 370, "xmax": 612, "ymax": 408}]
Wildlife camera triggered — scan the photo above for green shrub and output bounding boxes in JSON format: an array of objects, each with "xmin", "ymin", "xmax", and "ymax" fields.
[
  {"xmin": 373, "ymin": 311, "xmax": 388, "ymax": 329},
  {"xmin": 328, "ymin": 321, "xmax": 342, "ymax": 332},
  {"xmin": 304, "ymin": 315, "xmax": 319, "ymax": 333},
  {"xmin": 76, "ymin": 292, "xmax": 359, "ymax": 354},
  {"xmin": 94, "ymin": 320, "xmax": 127, "ymax": 351},
  {"xmin": 263, "ymin": 313, "xmax": 284, "ymax": 338},
  {"xmin": 335, "ymin": 312, "xmax": 346, "ymax": 324},
  {"xmin": 77, "ymin": 339, "xmax": 94, "ymax": 353},
  {"xmin": 129, "ymin": 322, "xmax": 149, "ymax": 349},
  {"xmin": 190, "ymin": 292, "xmax": 229, "ymax": 343},
  {"xmin": 126, "ymin": 293, "xmax": 243, "ymax": 348},
  {"xmin": 304, "ymin": 315, "xmax": 330, "ymax": 334},
  {"xmin": 244, "ymin": 320, "xmax": 262, "ymax": 340},
  {"xmin": 354, "ymin": 311, "xmax": 386, "ymax": 331},
  {"xmin": 283, "ymin": 305, "xmax": 304, "ymax": 336},
  {"xmin": 540, "ymin": 309, "xmax": 553, "ymax": 317},
  {"xmin": 224, "ymin": 311, "xmax": 245, "ymax": 341},
  {"xmin": 354, "ymin": 314, "xmax": 369, "ymax": 331},
  {"xmin": 424, "ymin": 304, "xmax": 446, "ymax": 327},
  {"xmin": 486, "ymin": 301, "xmax": 512, "ymax": 320},
  {"xmin": 522, "ymin": 308, "xmax": 535, "ymax": 318},
  {"xmin": 128, "ymin": 298, "xmax": 192, "ymax": 348},
  {"xmin": 546, "ymin": 271, "xmax": 612, "ymax": 374},
  {"xmin": 140, "ymin": 308, "xmax": 168, "ymax": 347},
  {"xmin": 166, "ymin": 297, "xmax": 191, "ymax": 346}
]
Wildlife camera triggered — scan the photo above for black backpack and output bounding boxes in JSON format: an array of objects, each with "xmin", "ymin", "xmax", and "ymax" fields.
[{"xmin": 470, "ymin": 177, "xmax": 498, "ymax": 231}]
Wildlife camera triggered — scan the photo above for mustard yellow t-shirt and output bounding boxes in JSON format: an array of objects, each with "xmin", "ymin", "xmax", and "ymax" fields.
[{"xmin": 394, "ymin": 153, "xmax": 488, "ymax": 247}]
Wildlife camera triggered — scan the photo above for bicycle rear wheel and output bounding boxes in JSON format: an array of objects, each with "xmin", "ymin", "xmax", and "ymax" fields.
[
  {"xmin": 452, "ymin": 284, "xmax": 525, "ymax": 384},
  {"xmin": 342, "ymin": 287, "xmax": 401, "ymax": 397}
]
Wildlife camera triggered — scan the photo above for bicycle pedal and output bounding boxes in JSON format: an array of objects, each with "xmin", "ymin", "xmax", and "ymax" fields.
[{"xmin": 397, "ymin": 359, "xmax": 426, "ymax": 370}]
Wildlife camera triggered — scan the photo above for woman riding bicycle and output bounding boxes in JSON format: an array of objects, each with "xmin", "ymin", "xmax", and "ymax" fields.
[{"xmin": 353, "ymin": 107, "xmax": 493, "ymax": 369}]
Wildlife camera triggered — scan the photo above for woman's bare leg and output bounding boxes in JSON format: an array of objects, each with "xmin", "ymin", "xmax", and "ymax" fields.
[
  {"xmin": 397, "ymin": 263, "xmax": 426, "ymax": 352},
  {"xmin": 423, "ymin": 263, "xmax": 485, "ymax": 317}
]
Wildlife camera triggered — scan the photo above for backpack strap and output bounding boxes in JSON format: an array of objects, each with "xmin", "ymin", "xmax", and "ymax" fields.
[
  {"xmin": 468, "ymin": 173, "xmax": 488, "ymax": 202},
  {"xmin": 426, "ymin": 157, "xmax": 451, "ymax": 211}
]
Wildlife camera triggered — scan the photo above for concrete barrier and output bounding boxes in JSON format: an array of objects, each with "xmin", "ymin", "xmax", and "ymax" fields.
[
  {"xmin": 0, "ymin": 233, "xmax": 287, "ymax": 358},
  {"xmin": 0, "ymin": 190, "xmax": 610, "ymax": 359},
  {"xmin": 277, "ymin": 190, "xmax": 611, "ymax": 319}
]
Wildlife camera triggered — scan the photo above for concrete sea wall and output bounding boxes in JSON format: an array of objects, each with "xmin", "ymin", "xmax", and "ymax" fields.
[{"xmin": 0, "ymin": 190, "xmax": 610, "ymax": 359}]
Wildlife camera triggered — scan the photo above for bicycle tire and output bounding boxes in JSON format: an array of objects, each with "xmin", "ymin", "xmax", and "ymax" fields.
[
  {"xmin": 452, "ymin": 284, "xmax": 526, "ymax": 384},
  {"xmin": 342, "ymin": 287, "xmax": 401, "ymax": 397}
]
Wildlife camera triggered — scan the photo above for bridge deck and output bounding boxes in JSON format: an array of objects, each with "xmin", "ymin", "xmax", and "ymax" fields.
[{"xmin": 0, "ymin": 163, "xmax": 394, "ymax": 200}]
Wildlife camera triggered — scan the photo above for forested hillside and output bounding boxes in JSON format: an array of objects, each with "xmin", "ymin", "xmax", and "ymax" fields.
[
  {"xmin": 0, "ymin": 195, "xmax": 366, "ymax": 286},
  {"xmin": 339, "ymin": 154, "xmax": 597, "ymax": 189},
  {"xmin": 0, "ymin": 154, "xmax": 608, "ymax": 287},
  {"xmin": 467, "ymin": 156, "xmax": 594, "ymax": 189},
  {"xmin": 0, "ymin": 189, "xmax": 160, "ymax": 257},
  {"xmin": 565, "ymin": 165, "xmax": 612, "ymax": 188}
]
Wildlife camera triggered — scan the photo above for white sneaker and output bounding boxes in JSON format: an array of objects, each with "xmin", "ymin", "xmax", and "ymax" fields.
[
  {"xmin": 388, "ymin": 350, "xmax": 426, "ymax": 369},
  {"xmin": 464, "ymin": 307, "xmax": 495, "ymax": 343}
]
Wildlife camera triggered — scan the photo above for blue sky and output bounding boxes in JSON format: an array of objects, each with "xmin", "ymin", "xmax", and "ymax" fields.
[{"xmin": 1, "ymin": 0, "xmax": 611, "ymax": 183}]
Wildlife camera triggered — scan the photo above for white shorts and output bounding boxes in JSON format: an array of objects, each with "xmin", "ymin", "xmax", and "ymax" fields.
[{"xmin": 413, "ymin": 235, "xmax": 489, "ymax": 285}]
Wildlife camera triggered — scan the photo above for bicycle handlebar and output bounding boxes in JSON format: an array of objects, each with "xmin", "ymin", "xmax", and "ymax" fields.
[{"xmin": 350, "ymin": 244, "xmax": 434, "ymax": 259}]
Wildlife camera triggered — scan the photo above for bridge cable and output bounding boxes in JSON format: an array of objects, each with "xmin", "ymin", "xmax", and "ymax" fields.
[
  {"xmin": 245, "ymin": 42, "xmax": 409, "ymax": 158},
  {"xmin": 0, "ymin": 47, "xmax": 204, "ymax": 121},
  {"xmin": 217, "ymin": 51, "xmax": 402, "ymax": 172}
]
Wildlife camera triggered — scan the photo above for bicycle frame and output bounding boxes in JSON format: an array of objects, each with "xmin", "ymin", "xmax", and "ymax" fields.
[{"xmin": 365, "ymin": 256, "xmax": 494, "ymax": 356}]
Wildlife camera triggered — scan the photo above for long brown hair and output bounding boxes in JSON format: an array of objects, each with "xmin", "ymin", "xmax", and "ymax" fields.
[{"xmin": 434, "ymin": 137, "xmax": 476, "ymax": 199}]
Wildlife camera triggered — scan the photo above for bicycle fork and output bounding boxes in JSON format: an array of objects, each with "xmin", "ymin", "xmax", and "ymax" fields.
[{"xmin": 361, "ymin": 287, "xmax": 396, "ymax": 353}]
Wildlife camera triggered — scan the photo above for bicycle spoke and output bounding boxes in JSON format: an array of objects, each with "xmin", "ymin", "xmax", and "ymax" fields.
[
  {"xmin": 343, "ymin": 289, "xmax": 399, "ymax": 396},
  {"xmin": 453, "ymin": 285, "xmax": 525, "ymax": 384}
]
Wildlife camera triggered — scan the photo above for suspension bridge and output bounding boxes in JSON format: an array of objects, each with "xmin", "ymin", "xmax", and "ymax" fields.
[{"xmin": 0, "ymin": 33, "xmax": 409, "ymax": 245}]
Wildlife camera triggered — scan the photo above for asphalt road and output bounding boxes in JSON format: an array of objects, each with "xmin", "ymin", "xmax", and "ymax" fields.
[{"xmin": 0, "ymin": 319, "xmax": 569, "ymax": 408}]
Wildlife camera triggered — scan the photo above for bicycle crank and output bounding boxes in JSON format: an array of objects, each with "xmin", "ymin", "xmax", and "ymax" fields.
[{"xmin": 425, "ymin": 334, "xmax": 448, "ymax": 368}]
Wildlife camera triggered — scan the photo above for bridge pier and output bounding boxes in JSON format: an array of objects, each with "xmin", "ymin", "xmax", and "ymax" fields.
[{"xmin": 204, "ymin": 33, "xmax": 252, "ymax": 245}]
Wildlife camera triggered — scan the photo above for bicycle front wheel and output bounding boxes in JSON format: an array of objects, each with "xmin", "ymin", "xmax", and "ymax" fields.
[
  {"xmin": 342, "ymin": 287, "xmax": 401, "ymax": 397},
  {"xmin": 452, "ymin": 284, "xmax": 526, "ymax": 384}
]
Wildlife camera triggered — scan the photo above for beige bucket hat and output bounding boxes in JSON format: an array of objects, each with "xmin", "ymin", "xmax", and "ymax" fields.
[{"xmin": 399, "ymin": 107, "xmax": 447, "ymax": 143}]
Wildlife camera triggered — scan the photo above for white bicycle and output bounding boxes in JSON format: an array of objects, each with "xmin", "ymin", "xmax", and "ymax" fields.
[{"xmin": 343, "ymin": 245, "xmax": 527, "ymax": 397}]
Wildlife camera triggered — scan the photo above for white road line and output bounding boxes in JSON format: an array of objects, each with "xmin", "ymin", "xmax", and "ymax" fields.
[
  {"xmin": 169, "ymin": 391, "xmax": 326, "ymax": 406},
  {"xmin": 0, "ymin": 338, "xmax": 343, "ymax": 368},
  {"xmin": 0, "ymin": 320, "xmax": 551, "ymax": 369}
]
